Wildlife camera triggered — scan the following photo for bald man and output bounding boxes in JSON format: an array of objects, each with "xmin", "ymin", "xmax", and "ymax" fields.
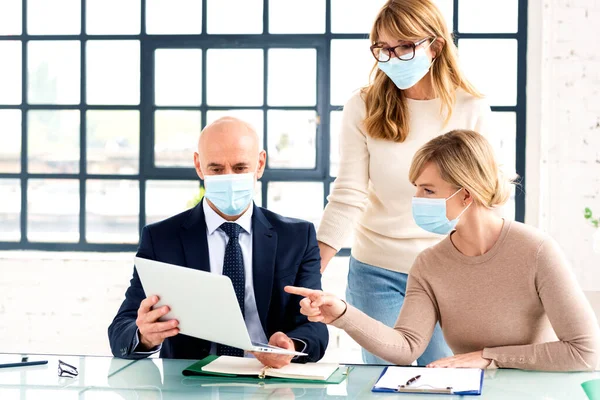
[{"xmin": 108, "ymin": 117, "xmax": 328, "ymax": 367}]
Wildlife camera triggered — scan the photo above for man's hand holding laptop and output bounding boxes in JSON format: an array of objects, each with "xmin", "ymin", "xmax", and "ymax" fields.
[
  {"xmin": 136, "ymin": 294, "xmax": 295, "ymax": 368},
  {"xmin": 250, "ymin": 332, "xmax": 295, "ymax": 368},
  {"xmin": 136, "ymin": 295, "xmax": 179, "ymax": 351}
]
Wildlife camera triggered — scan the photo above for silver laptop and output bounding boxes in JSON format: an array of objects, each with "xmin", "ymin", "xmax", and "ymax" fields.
[{"xmin": 134, "ymin": 256, "xmax": 307, "ymax": 357}]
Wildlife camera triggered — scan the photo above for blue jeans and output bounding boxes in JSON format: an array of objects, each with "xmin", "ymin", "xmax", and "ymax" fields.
[{"xmin": 346, "ymin": 256, "xmax": 453, "ymax": 365}]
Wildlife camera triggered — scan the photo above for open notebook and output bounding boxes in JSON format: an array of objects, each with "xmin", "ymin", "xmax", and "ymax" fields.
[
  {"xmin": 373, "ymin": 366, "xmax": 484, "ymax": 395},
  {"xmin": 182, "ymin": 356, "xmax": 346, "ymax": 384}
]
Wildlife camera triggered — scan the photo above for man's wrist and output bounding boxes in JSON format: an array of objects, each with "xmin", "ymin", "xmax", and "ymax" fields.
[{"xmin": 132, "ymin": 328, "xmax": 161, "ymax": 355}]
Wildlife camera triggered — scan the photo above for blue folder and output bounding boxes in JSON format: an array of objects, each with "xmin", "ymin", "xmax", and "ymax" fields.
[{"xmin": 371, "ymin": 367, "xmax": 484, "ymax": 395}]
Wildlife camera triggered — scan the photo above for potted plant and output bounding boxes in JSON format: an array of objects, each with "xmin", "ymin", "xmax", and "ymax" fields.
[{"xmin": 584, "ymin": 208, "xmax": 600, "ymax": 253}]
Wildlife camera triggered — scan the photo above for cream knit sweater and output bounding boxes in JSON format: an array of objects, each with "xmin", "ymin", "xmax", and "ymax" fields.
[{"xmin": 318, "ymin": 90, "xmax": 493, "ymax": 272}]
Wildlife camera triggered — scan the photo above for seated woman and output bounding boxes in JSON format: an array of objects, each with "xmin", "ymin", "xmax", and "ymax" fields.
[{"xmin": 287, "ymin": 129, "xmax": 600, "ymax": 371}]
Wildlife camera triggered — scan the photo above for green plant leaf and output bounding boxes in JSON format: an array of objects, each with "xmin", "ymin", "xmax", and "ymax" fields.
[
  {"xmin": 593, "ymin": 220, "xmax": 599, "ymax": 228},
  {"xmin": 187, "ymin": 186, "xmax": 206, "ymax": 209},
  {"xmin": 585, "ymin": 207, "xmax": 593, "ymax": 219}
]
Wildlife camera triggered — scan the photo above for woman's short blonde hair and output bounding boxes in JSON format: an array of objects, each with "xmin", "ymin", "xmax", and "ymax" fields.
[
  {"xmin": 409, "ymin": 130, "xmax": 516, "ymax": 208},
  {"xmin": 363, "ymin": 0, "xmax": 481, "ymax": 143}
]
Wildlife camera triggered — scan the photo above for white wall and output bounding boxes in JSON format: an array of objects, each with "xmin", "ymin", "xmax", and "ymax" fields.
[{"xmin": 527, "ymin": 0, "xmax": 600, "ymax": 290}]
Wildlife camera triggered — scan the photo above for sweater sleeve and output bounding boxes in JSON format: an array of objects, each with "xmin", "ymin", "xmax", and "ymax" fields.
[
  {"xmin": 331, "ymin": 259, "xmax": 439, "ymax": 365},
  {"xmin": 317, "ymin": 93, "xmax": 370, "ymax": 251},
  {"xmin": 482, "ymin": 238, "xmax": 600, "ymax": 371}
]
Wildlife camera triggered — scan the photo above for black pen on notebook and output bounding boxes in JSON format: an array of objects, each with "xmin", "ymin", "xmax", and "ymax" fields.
[{"xmin": 405, "ymin": 374, "xmax": 421, "ymax": 386}]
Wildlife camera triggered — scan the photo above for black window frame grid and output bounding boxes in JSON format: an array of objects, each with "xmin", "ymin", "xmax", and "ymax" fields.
[{"xmin": 0, "ymin": 0, "xmax": 527, "ymax": 253}]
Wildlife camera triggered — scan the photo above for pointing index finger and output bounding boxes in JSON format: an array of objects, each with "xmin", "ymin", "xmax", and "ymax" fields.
[{"xmin": 285, "ymin": 286, "xmax": 318, "ymax": 299}]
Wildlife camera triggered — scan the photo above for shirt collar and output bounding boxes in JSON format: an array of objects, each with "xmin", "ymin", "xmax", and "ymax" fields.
[{"xmin": 203, "ymin": 199, "xmax": 253, "ymax": 236}]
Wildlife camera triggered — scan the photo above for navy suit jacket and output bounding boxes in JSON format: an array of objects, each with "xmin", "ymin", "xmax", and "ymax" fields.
[{"xmin": 108, "ymin": 201, "xmax": 329, "ymax": 362}]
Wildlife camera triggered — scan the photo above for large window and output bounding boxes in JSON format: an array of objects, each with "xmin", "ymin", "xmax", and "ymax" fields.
[{"xmin": 0, "ymin": 0, "xmax": 526, "ymax": 251}]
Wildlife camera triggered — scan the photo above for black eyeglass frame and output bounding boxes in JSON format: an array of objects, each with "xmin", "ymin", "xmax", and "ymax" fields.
[{"xmin": 370, "ymin": 37, "xmax": 434, "ymax": 62}]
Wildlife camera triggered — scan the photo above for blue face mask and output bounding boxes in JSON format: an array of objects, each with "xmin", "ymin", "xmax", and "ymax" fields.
[
  {"xmin": 412, "ymin": 188, "xmax": 471, "ymax": 235},
  {"xmin": 377, "ymin": 41, "xmax": 434, "ymax": 90},
  {"xmin": 203, "ymin": 173, "xmax": 255, "ymax": 216}
]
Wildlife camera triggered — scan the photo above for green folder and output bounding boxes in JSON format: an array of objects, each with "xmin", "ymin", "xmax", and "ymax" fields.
[
  {"xmin": 182, "ymin": 355, "xmax": 350, "ymax": 384},
  {"xmin": 582, "ymin": 379, "xmax": 600, "ymax": 400}
]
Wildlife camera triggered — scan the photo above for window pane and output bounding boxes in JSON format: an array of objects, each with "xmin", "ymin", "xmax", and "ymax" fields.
[
  {"xmin": 267, "ymin": 110, "xmax": 317, "ymax": 169},
  {"xmin": 0, "ymin": 110, "xmax": 21, "ymax": 173},
  {"xmin": 155, "ymin": 49, "xmax": 202, "ymax": 106},
  {"xmin": 206, "ymin": 49, "xmax": 263, "ymax": 106},
  {"xmin": 0, "ymin": 0, "xmax": 22, "ymax": 35},
  {"xmin": 86, "ymin": 0, "xmax": 141, "ymax": 35},
  {"xmin": 0, "ymin": 179, "xmax": 20, "ymax": 242},
  {"xmin": 28, "ymin": 110, "xmax": 80, "ymax": 174},
  {"xmin": 0, "ymin": 41, "xmax": 21, "ymax": 105},
  {"xmin": 254, "ymin": 181, "xmax": 262, "ymax": 207},
  {"xmin": 27, "ymin": 0, "xmax": 80, "ymax": 35},
  {"xmin": 458, "ymin": 39, "xmax": 517, "ymax": 106},
  {"xmin": 488, "ymin": 112, "xmax": 517, "ymax": 175},
  {"xmin": 331, "ymin": 0, "xmax": 385, "ymax": 33},
  {"xmin": 206, "ymin": 110, "xmax": 264, "ymax": 148},
  {"xmin": 154, "ymin": 110, "xmax": 201, "ymax": 167},
  {"xmin": 27, "ymin": 179, "xmax": 79, "ymax": 243},
  {"xmin": 86, "ymin": 180, "xmax": 139, "ymax": 243},
  {"xmin": 269, "ymin": 0, "xmax": 325, "ymax": 34},
  {"xmin": 267, "ymin": 182, "xmax": 324, "ymax": 229},
  {"xmin": 434, "ymin": 0, "xmax": 454, "ymax": 31},
  {"xmin": 145, "ymin": 180, "xmax": 199, "ymax": 224},
  {"xmin": 207, "ymin": 0, "xmax": 262, "ymax": 34},
  {"xmin": 87, "ymin": 41, "xmax": 140, "ymax": 105},
  {"xmin": 487, "ymin": 111, "xmax": 516, "ymax": 221},
  {"xmin": 329, "ymin": 110, "xmax": 343, "ymax": 177},
  {"xmin": 146, "ymin": 0, "xmax": 202, "ymax": 34},
  {"xmin": 330, "ymin": 39, "xmax": 373, "ymax": 105},
  {"xmin": 28, "ymin": 41, "xmax": 80, "ymax": 105},
  {"xmin": 459, "ymin": 0, "xmax": 518, "ymax": 33},
  {"xmin": 87, "ymin": 110, "xmax": 139, "ymax": 175},
  {"xmin": 268, "ymin": 49, "xmax": 316, "ymax": 106}
]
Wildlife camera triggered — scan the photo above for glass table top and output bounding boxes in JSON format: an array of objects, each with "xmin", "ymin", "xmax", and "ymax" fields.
[{"xmin": 1, "ymin": 354, "xmax": 598, "ymax": 399}]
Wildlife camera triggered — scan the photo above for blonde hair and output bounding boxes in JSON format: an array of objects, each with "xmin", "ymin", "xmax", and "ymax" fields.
[
  {"xmin": 362, "ymin": 0, "xmax": 481, "ymax": 142},
  {"xmin": 409, "ymin": 130, "xmax": 516, "ymax": 208}
]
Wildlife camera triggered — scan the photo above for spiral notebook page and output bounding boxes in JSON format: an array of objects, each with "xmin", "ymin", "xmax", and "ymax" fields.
[{"xmin": 374, "ymin": 367, "xmax": 482, "ymax": 393}]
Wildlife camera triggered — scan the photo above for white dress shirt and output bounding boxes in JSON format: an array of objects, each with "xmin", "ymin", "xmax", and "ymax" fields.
[{"xmin": 202, "ymin": 200, "xmax": 269, "ymax": 353}]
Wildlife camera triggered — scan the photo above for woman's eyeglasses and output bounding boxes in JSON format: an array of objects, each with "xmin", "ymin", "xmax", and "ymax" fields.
[
  {"xmin": 370, "ymin": 37, "xmax": 432, "ymax": 62},
  {"xmin": 58, "ymin": 360, "xmax": 78, "ymax": 378}
]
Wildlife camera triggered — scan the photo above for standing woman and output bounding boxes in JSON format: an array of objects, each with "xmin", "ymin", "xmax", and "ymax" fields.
[{"xmin": 318, "ymin": 0, "xmax": 493, "ymax": 365}]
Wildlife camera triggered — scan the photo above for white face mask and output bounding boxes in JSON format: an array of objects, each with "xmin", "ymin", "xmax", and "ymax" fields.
[
  {"xmin": 203, "ymin": 173, "xmax": 255, "ymax": 216},
  {"xmin": 412, "ymin": 188, "xmax": 471, "ymax": 235},
  {"xmin": 377, "ymin": 38, "xmax": 436, "ymax": 90}
]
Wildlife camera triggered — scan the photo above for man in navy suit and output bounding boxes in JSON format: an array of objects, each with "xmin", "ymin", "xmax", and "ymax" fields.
[{"xmin": 108, "ymin": 117, "xmax": 328, "ymax": 367}]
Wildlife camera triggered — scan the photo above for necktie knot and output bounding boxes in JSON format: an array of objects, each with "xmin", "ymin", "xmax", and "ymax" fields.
[{"xmin": 220, "ymin": 222, "xmax": 243, "ymax": 240}]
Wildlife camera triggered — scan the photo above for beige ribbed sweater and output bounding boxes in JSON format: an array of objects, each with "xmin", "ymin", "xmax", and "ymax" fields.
[
  {"xmin": 318, "ymin": 90, "xmax": 492, "ymax": 273},
  {"xmin": 332, "ymin": 220, "xmax": 600, "ymax": 371}
]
